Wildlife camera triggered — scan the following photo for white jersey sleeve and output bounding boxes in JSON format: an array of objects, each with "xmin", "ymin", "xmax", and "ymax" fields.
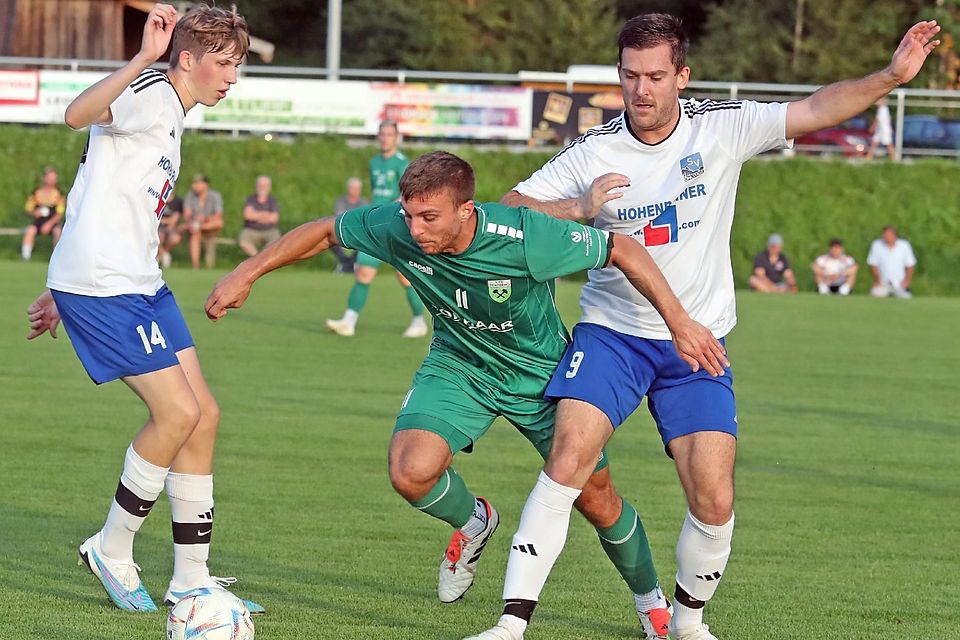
[
  {"xmin": 513, "ymin": 131, "xmax": 596, "ymax": 201},
  {"xmin": 104, "ymin": 71, "xmax": 166, "ymax": 135},
  {"xmin": 706, "ymin": 100, "xmax": 791, "ymax": 163}
]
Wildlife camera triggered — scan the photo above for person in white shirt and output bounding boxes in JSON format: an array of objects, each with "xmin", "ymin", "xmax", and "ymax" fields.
[
  {"xmin": 812, "ymin": 238, "xmax": 858, "ymax": 295},
  {"xmin": 868, "ymin": 225, "xmax": 916, "ymax": 298},
  {"xmin": 866, "ymin": 98, "xmax": 897, "ymax": 160},
  {"xmin": 466, "ymin": 13, "xmax": 940, "ymax": 640},
  {"xmin": 24, "ymin": 3, "xmax": 261, "ymax": 615}
]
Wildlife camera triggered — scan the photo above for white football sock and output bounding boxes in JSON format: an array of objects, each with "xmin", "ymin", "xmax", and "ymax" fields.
[
  {"xmin": 21, "ymin": 243, "xmax": 32, "ymax": 260},
  {"xmin": 343, "ymin": 309, "xmax": 359, "ymax": 326},
  {"xmin": 166, "ymin": 472, "xmax": 215, "ymax": 590},
  {"xmin": 817, "ymin": 282, "xmax": 829, "ymax": 294},
  {"xmin": 502, "ymin": 471, "xmax": 581, "ymax": 601},
  {"xmin": 839, "ymin": 283, "xmax": 851, "ymax": 295},
  {"xmin": 100, "ymin": 444, "xmax": 169, "ymax": 562},
  {"xmin": 672, "ymin": 510, "xmax": 734, "ymax": 630},
  {"xmin": 634, "ymin": 582, "xmax": 667, "ymax": 612}
]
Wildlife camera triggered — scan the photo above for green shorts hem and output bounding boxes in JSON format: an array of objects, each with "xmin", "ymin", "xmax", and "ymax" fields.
[{"xmin": 395, "ymin": 413, "xmax": 474, "ymax": 454}]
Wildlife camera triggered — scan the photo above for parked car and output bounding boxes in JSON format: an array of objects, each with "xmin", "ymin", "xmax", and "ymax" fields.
[
  {"xmin": 900, "ymin": 115, "xmax": 960, "ymax": 153},
  {"xmin": 795, "ymin": 115, "xmax": 870, "ymax": 157}
]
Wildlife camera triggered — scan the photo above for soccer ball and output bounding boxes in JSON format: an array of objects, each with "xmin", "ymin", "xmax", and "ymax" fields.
[{"xmin": 166, "ymin": 587, "xmax": 255, "ymax": 640}]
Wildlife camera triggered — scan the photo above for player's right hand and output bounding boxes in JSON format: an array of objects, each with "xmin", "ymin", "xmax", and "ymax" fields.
[
  {"xmin": 578, "ymin": 173, "xmax": 630, "ymax": 219},
  {"xmin": 205, "ymin": 272, "xmax": 252, "ymax": 321},
  {"xmin": 26, "ymin": 290, "xmax": 60, "ymax": 340},
  {"xmin": 140, "ymin": 4, "xmax": 177, "ymax": 63}
]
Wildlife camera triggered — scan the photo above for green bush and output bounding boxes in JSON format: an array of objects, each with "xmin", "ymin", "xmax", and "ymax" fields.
[{"xmin": 2, "ymin": 124, "xmax": 956, "ymax": 295}]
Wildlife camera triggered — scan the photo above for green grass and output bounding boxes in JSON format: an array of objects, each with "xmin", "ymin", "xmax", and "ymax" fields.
[{"xmin": 1, "ymin": 260, "xmax": 958, "ymax": 640}]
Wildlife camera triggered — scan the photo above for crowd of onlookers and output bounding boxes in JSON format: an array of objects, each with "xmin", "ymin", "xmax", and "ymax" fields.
[
  {"xmin": 18, "ymin": 163, "xmax": 920, "ymax": 299},
  {"xmin": 19, "ymin": 167, "xmax": 367, "ymax": 271},
  {"xmin": 749, "ymin": 226, "xmax": 918, "ymax": 298}
]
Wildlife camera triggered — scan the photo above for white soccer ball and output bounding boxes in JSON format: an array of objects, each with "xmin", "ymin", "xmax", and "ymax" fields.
[{"xmin": 166, "ymin": 587, "xmax": 255, "ymax": 640}]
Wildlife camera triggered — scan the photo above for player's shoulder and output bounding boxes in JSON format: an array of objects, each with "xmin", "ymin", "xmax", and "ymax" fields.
[
  {"xmin": 546, "ymin": 114, "xmax": 625, "ymax": 165},
  {"xmin": 475, "ymin": 202, "xmax": 526, "ymax": 241},
  {"xmin": 394, "ymin": 151, "xmax": 409, "ymax": 162},
  {"xmin": 681, "ymin": 97, "xmax": 748, "ymax": 123},
  {"xmin": 129, "ymin": 68, "xmax": 173, "ymax": 97}
]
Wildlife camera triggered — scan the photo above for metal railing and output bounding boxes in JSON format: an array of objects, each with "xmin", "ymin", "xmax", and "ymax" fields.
[{"xmin": 3, "ymin": 56, "xmax": 960, "ymax": 157}]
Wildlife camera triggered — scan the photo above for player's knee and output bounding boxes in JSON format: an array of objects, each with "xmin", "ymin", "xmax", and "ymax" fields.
[
  {"xmin": 388, "ymin": 455, "xmax": 440, "ymax": 502},
  {"xmin": 543, "ymin": 449, "xmax": 594, "ymax": 487},
  {"xmin": 156, "ymin": 395, "xmax": 202, "ymax": 438},
  {"xmin": 689, "ymin": 487, "xmax": 734, "ymax": 525},
  {"xmin": 195, "ymin": 395, "xmax": 221, "ymax": 432}
]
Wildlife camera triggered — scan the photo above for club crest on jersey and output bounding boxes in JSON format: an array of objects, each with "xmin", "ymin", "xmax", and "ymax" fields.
[
  {"xmin": 680, "ymin": 152, "xmax": 704, "ymax": 181},
  {"xmin": 488, "ymin": 279, "xmax": 512, "ymax": 303}
]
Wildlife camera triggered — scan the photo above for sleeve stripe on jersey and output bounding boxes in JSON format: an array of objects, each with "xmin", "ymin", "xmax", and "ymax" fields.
[
  {"xmin": 592, "ymin": 228, "xmax": 610, "ymax": 270},
  {"xmin": 133, "ymin": 76, "xmax": 171, "ymax": 94},
  {"xmin": 131, "ymin": 69, "xmax": 168, "ymax": 90},
  {"xmin": 546, "ymin": 117, "xmax": 623, "ymax": 165},
  {"xmin": 335, "ymin": 214, "xmax": 351, "ymax": 249},
  {"xmin": 684, "ymin": 100, "xmax": 744, "ymax": 119}
]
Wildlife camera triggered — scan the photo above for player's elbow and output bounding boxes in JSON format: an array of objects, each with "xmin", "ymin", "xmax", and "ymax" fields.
[
  {"xmin": 64, "ymin": 106, "xmax": 86, "ymax": 130},
  {"xmin": 500, "ymin": 190, "xmax": 525, "ymax": 206}
]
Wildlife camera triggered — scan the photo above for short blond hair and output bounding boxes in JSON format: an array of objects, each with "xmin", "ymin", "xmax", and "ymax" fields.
[{"xmin": 169, "ymin": 4, "xmax": 250, "ymax": 69}]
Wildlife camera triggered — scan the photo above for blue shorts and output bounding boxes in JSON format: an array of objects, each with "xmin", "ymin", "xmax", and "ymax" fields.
[
  {"xmin": 51, "ymin": 285, "xmax": 194, "ymax": 384},
  {"xmin": 544, "ymin": 323, "xmax": 736, "ymax": 454}
]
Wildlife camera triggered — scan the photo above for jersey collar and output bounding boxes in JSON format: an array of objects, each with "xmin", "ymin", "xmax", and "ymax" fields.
[{"xmin": 622, "ymin": 100, "xmax": 685, "ymax": 149}]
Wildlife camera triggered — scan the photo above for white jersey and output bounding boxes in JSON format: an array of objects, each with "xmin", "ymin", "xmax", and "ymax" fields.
[
  {"xmin": 515, "ymin": 98, "xmax": 791, "ymax": 340},
  {"xmin": 48, "ymin": 69, "xmax": 184, "ymax": 296},
  {"xmin": 814, "ymin": 253, "xmax": 856, "ymax": 281}
]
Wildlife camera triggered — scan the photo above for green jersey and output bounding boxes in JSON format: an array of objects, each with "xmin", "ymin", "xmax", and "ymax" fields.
[
  {"xmin": 369, "ymin": 151, "xmax": 409, "ymax": 204},
  {"xmin": 335, "ymin": 201, "xmax": 611, "ymax": 395}
]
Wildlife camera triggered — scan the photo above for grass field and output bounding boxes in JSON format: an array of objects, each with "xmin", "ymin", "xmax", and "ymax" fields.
[{"xmin": 1, "ymin": 260, "xmax": 958, "ymax": 640}]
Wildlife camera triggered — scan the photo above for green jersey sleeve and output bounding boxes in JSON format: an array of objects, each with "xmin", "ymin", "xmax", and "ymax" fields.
[
  {"xmin": 334, "ymin": 203, "xmax": 402, "ymax": 263},
  {"xmin": 521, "ymin": 207, "xmax": 611, "ymax": 282}
]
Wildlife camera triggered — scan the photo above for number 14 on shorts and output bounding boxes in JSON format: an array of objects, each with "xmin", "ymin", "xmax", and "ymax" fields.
[{"xmin": 136, "ymin": 321, "xmax": 168, "ymax": 354}]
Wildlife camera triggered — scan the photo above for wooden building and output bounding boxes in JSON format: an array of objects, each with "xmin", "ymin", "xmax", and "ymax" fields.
[{"xmin": 1, "ymin": 1, "xmax": 272, "ymax": 62}]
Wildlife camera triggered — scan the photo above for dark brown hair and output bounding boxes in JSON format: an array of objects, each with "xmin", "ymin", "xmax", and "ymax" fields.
[
  {"xmin": 400, "ymin": 151, "xmax": 475, "ymax": 206},
  {"xmin": 169, "ymin": 4, "xmax": 250, "ymax": 68},
  {"xmin": 618, "ymin": 13, "xmax": 689, "ymax": 71}
]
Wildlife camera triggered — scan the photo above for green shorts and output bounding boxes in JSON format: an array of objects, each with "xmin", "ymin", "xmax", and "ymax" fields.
[
  {"xmin": 395, "ymin": 358, "xmax": 608, "ymax": 470},
  {"xmin": 355, "ymin": 252, "xmax": 382, "ymax": 269}
]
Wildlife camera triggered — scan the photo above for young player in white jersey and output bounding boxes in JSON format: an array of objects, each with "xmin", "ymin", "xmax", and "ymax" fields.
[
  {"xmin": 467, "ymin": 13, "xmax": 940, "ymax": 640},
  {"xmin": 25, "ymin": 4, "xmax": 262, "ymax": 614}
]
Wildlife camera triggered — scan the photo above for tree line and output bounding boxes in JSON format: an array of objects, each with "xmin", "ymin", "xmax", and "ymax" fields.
[{"xmin": 240, "ymin": 0, "xmax": 960, "ymax": 87}]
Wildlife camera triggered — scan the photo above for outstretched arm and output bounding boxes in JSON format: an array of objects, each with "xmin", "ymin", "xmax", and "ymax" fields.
[
  {"xmin": 64, "ymin": 4, "xmax": 177, "ymax": 129},
  {"xmin": 205, "ymin": 216, "xmax": 339, "ymax": 320},
  {"xmin": 608, "ymin": 233, "xmax": 729, "ymax": 376},
  {"xmin": 786, "ymin": 20, "xmax": 940, "ymax": 139},
  {"xmin": 502, "ymin": 172, "xmax": 630, "ymax": 221}
]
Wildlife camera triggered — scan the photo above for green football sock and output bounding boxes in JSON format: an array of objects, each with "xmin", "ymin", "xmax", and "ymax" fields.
[
  {"xmin": 597, "ymin": 499, "xmax": 659, "ymax": 594},
  {"xmin": 347, "ymin": 282, "xmax": 370, "ymax": 313},
  {"xmin": 405, "ymin": 286, "xmax": 424, "ymax": 315},
  {"xmin": 410, "ymin": 468, "xmax": 476, "ymax": 529}
]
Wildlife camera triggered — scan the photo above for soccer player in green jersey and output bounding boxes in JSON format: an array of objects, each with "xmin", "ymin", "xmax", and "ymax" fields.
[
  {"xmin": 326, "ymin": 120, "xmax": 428, "ymax": 338},
  {"xmin": 206, "ymin": 151, "xmax": 726, "ymax": 636}
]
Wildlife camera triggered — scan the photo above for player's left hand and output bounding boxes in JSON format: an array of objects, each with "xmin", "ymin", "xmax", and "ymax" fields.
[
  {"xmin": 888, "ymin": 20, "xmax": 941, "ymax": 85},
  {"xmin": 26, "ymin": 290, "xmax": 60, "ymax": 340},
  {"xmin": 669, "ymin": 318, "xmax": 729, "ymax": 377},
  {"xmin": 205, "ymin": 272, "xmax": 252, "ymax": 321}
]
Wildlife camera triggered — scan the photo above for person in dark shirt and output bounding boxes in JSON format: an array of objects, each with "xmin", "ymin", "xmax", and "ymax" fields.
[
  {"xmin": 237, "ymin": 175, "xmax": 281, "ymax": 257},
  {"xmin": 749, "ymin": 233, "xmax": 797, "ymax": 293}
]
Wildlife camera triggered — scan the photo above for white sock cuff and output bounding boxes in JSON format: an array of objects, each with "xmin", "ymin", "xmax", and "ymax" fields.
[
  {"xmin": 685, "ymin": 510, "xmax": 734, "ymax": 541},
  {"xmin": 123, "ymin": 444, "xmax": 169, "ymax": 496},
  {"xmin": 535, "ymin": 470, "xmax": 582, "ymax": 505},
  {"xmin": 165, "ymin": 472, "xmax": 214, "ymax": 501}
]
